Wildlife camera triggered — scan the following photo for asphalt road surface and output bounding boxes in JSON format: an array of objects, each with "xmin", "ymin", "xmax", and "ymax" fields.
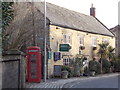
[{"xmin": 63, "ymin": 74, "xmax": 120, "ymax": 90}]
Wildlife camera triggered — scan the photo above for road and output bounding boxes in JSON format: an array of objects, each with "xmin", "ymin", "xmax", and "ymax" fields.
[{"xmin": 63, "ymin": 74, "xmax": 120, "ymax": 89}]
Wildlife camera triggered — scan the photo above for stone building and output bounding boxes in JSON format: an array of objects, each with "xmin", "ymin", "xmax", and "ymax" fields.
[
  {"xmin": 5, "ymin": 2, "xmax": 115, "ymax": 77},
  {"xmin": 110, "ymin": 25, "xmax": 120, "ymax": 57}
]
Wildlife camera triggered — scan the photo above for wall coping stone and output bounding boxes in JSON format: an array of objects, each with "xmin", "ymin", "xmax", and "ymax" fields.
[{"xmin": 2, "ymin": 50, "xmax": 25, "ymax": 56}]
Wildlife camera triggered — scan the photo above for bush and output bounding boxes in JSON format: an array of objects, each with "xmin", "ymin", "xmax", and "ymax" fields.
[
  {"xmin": 114, "ymin": 58, "xmax": 120, "ymax": 72},
  {"xmin": 73, "ymin": 64, "xmax": 80, "ymax": 77},
  {"xmin": 83, "ymin": 67, "xmax": 89, "ymax": 76},
  {"xmin": 96, "ymin": 62, "xmax": 101, "ymax": 74},
  {"xmin": 61, "ymin": 65, "xmax": 73, "ymax": 77},
  {"xmin": 101, "ymin": 59, "xmax": 111, "ymax": 73},
  {"xmin": 89, "ymin": 60, "xmax": 101, "ymax": 74}
]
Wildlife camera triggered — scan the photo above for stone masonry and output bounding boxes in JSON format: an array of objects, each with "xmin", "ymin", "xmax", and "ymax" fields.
[{"xmin": 2, "ymin": 50, "xmax": 26, "ymax": 88}]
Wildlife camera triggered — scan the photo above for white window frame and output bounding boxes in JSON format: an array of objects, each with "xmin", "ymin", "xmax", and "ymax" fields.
[
  {"xmin": 92, "ymin": 37, "xmax": 97, "ymax": 47},
  {"xmin": 63, "ymin": 34, "xmax": 67, "ymax": 43},
  {"xmin": 63, "ymin": 34, "xmax": 71, "ymax": 44},
  {"xmin": 79, "ymin": 35, "xmax": 84, "ymax": 46},
  {"xmin": 63, "ymin": 58, "xmax": 70, "ymax": 66},
  {"xmin": 102, "ymin": 38, "xmax": 109, "ymax": 43}
]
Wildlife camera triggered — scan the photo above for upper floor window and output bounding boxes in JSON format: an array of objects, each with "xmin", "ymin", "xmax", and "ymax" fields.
[
  {"xmin": 63, "ymin": 34, "xmax": 71, "ymax": 44},
  {"xmin": 79, "ymin": 35, "xmax": 84, "ymax": 45},
  {"xmin": 92, "ymin": 37, "xmax": 97, "ymax": 46},
  {"xmin": 102, "ymin": 38, "xmax": 109, "ymax": 43}
]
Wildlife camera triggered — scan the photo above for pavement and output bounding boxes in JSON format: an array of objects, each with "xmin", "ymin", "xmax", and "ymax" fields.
[{"xmin": 25, "ymin": 73, "xmax": 119, "ymax": 89}]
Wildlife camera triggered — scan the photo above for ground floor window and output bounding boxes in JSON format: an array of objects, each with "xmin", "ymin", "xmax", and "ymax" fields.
[{"xmin": 63, "ymin": 58, "xmax": 70, "ymax": 66}]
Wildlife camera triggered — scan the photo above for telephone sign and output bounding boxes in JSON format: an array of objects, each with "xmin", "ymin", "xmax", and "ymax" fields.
[{"xmin": 27, "ymin": 46, "xmax": 41, "ymax": 83}]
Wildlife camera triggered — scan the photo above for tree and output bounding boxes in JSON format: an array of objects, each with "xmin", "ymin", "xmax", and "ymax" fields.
[
  {"xmin": 1, "ymin": 2, "xmax": 14, "ymax": 29},
  {"xmin": 98, "ymin": 42, "xmax": 115, "ymax": 73},
  {"xmin": 108, "ymin": 46, "xmax": 115, "ymax": 61},
  {"xmin": 1, "ymin": 2, "xmax": 14, "ymax": 50},
  {"xmin": 1, "ymin": 2, "xmax": 37, "ymax": 51},
  {"xmin": 70, "ymin": 54, "xmax": 87, "ymax": 76},
  {"xmin": 98, "ymin": 43, "xmax": 109, "ymax": 59}
]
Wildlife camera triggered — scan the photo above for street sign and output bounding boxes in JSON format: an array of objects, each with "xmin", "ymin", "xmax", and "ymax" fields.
[
  {"xmin": 59, "ymin": 44, "xmax": 71, "ymax": 51},
  {"xmin": 54, "ymin": 52, "xmax": 61, "ymax": 61},
  {"xmin": 48, "ymin": 51, "xmax": 52, "ymax": 59}
]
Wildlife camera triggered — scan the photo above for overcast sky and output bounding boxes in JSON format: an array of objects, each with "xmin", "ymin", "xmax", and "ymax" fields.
[{"xmin": 45, "ymin": 0, "xmax": 119, "ymax": 29}]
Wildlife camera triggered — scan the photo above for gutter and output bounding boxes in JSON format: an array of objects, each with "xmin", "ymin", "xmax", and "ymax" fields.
[{"xmin": 50, "ymin": 23, "xmax": 114, "ymax": 37}]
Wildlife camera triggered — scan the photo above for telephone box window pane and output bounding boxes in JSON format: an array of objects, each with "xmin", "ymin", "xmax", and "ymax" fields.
[
  {"xmin": 30, "ymin": 54, "xmax": 37, "ymax": 79},
  {"xmin": 29, "ymin": 50, "xmax": 39, "ymax": 52}
]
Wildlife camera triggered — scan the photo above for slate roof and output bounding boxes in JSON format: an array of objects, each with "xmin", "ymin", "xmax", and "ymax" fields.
[
  {"xmin": 110, "ymin": 25, "xmax": 120, "ymax": 32},
  {"xmin": 35, "ymin": 2, "xmax": 114, "ymax": 36}
]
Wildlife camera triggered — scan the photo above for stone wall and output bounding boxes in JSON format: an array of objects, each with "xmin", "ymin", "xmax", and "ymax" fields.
[{"xmin": 2, "ymin": 50, "xmax": 26, "ymax": 88}]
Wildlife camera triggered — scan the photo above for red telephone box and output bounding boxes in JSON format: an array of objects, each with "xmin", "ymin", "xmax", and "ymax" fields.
[{"xmin": 27, "ymin": 46, "xmax": 41, "ymax": 82}]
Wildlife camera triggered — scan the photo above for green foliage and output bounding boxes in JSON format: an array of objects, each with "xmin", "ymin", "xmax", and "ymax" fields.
[
  {"xmin": 70, "ymin": 57, "xmax": 81, "ymax": 76},
  {"xmin": 108, "ymin": 46, "xmax": 115, "ymax": 60},
  {"xmin": 1, "ymin": 2, "xmax": 14, "ymax": 50},
  {"xmin": 89, "ymin": 60, "xmax": 101, "ymax": 74},
  {"xmin": 98, "ymin": 42, "xmax": 115, "ymax": 60},
  {"xmin": 98, "ymin": 43, "xmax": 109, "ymax": 59},
  {"xmin": 101, "ymin": 59, "xmax": 111, "ymax": 73},
  {"xmin": 1, "ymin": 2, "xmax": 14, "ymax": 29},
  {"xmin": 98, "ymin": 42, "xmax": 115, "ymax": 74},
  {"xmin": 61, "ymin": 65, "xmax": 73, "ymax": 77},
  {"xmin": 114, "ymin": 58, "xmax": 120, "ymax": 72},
  {"xmin": 70, "ymin": 55, "xmax": 87, "ymax": 67},
  {"xmin": 70, "ymin": 55, "xmax": 87, "ymax": 76},
  {"xmin": 0, "ymin": 2, "xmax": 2, "ymax": 28}
]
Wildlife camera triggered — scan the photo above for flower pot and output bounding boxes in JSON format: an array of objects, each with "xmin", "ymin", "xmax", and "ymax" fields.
[
  {"xmin": 93, "ymin": 47, "xmax": 97, "ymax": 50},
  {"xmin": 80, "ymin": 46, "xmax": 85, "ymax": 50},
  {"xmin": 62, "ymin": 71, "xmax": 68, "ymax": 79},
  {"xmin": 90, "ymin": 71, "xmax": 95, "ymax": 76}
]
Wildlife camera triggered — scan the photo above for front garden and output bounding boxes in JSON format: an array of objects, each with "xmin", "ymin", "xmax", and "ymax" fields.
[{"xmin": 60, "ymin": 43, "xmax": 120, "ymax": 78}]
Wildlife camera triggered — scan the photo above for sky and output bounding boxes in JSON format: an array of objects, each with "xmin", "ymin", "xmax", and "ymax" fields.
[{"xmin": 45, "ymin": 0, "xmax": 119, "ymax": 29}]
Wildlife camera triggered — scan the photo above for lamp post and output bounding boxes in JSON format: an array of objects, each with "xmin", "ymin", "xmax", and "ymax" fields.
[{"xmin": 44, "ymin": 0, "xmax": 47, "ymax": 82}]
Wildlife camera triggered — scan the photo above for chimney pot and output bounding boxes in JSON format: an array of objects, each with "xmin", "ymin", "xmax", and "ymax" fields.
[
  {"xmin": 91, "ymin": 3, "xmax": 93, "ymax": 7},
  {"xmin": 90, "ymin": 3, "xmax": 96, "ymax": 17}
]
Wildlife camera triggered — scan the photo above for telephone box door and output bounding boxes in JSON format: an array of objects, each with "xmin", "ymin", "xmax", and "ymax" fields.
[{"xmin": 27, "ymin": 46, "xmax": 41, "ymax": 82}]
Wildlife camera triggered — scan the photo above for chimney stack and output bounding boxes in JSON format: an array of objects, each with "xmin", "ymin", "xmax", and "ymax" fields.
[{"xmin": 90, "ymin": 3, "xmax": 96, "ymax": 17}]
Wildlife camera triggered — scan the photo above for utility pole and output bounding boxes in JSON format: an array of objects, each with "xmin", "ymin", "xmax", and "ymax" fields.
[
  {"xmin": 31, "ymin": 1, "xmax": 37, "ymax": 46},
  {"xmin": 44, "ymin": 0, "xmax": 47, "ymax": 82}
]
